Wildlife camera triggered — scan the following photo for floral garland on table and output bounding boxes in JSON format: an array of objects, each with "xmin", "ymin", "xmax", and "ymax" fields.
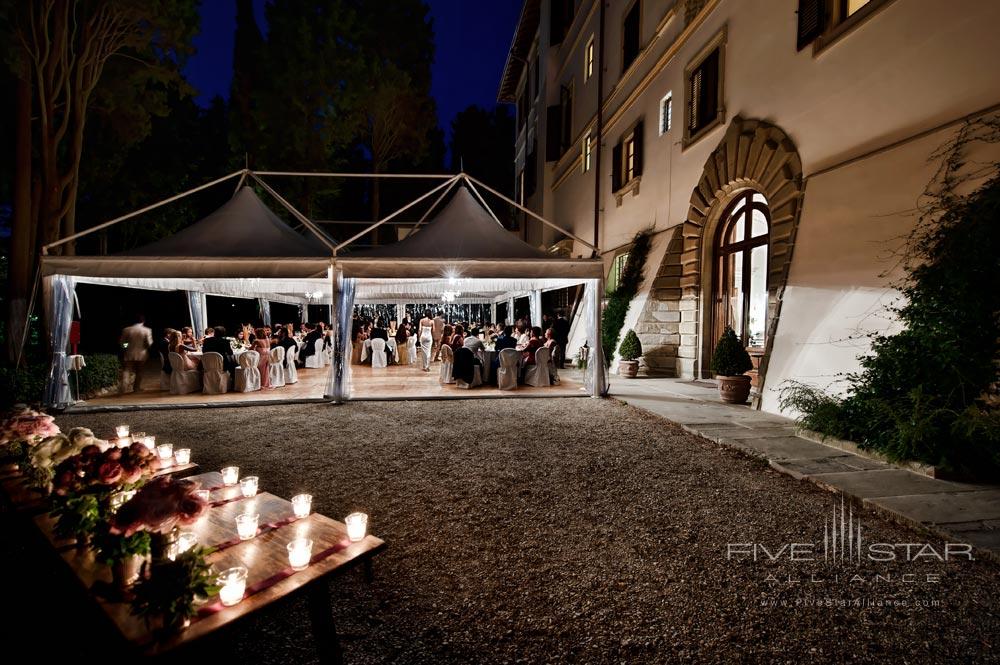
[{"xmin": 0, "ymin": 408, "xmax": 61, "ymax": 466}]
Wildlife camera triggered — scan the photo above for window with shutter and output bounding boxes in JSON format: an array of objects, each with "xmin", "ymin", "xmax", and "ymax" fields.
[
  {"xmin": 683, "ymin": 27, "xmax": 726, "ymax": 146},
  {"xmin": 633, "ymin": 120, "xmax": 644, "ymax": 178},
  {"xmin": 611, "ymin": 142, "xmax": 623, "ymax": 192},
  {"xmin": 796, "ymin": 0, "xmax": 826, "ymax": 50},
  {"xmin": 622, "ymin": 0, "xmax": 641, "ymax": 73}
]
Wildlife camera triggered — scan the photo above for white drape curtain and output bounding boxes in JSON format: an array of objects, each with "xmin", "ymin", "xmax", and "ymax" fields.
[
  {"xmin": 529, "ymin": 290, "xmax": 542, "ymax": 328},
  {"xmin": 583, "ymin": 278, "xmax": 608, "ymax": 397},
  {"xmin": 258, "ymin": 298, "xmax": 272, "ymax": 326},
  {"xmin": 43, "ymin": 275, "xmax": 76, "ymax": 407},
  {"xmin": 325, "ymin": 274, "xmax": 356, "ymax": 403},
  {"xmin": 506, "ymin": 297, "xmax": 515, "ymax": 324},
  {"xmin": 187, "ymin": 291, "xmax": 207, "ymax": 335}
]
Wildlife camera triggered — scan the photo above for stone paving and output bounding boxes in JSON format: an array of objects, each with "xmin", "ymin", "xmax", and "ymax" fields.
[{"xmin": 611, "ymin": 377, "xmax": 1000, "ymax": 558}]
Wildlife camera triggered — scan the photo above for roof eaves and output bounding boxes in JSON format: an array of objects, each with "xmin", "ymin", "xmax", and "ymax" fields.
[{"xmin": 497, "ymin": 0, "xmax": 541, "ymax": 104}]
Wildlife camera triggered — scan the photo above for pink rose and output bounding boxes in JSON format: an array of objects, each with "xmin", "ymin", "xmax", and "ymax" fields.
[{"xmin": 97, "ymin": 461, "xmax": 124, "ymax": 485}]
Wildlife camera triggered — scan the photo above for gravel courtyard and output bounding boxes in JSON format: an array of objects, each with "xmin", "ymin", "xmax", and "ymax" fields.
[{"xmin": 51, "ymin": 399, "xmax": 999, "ymax": 663}]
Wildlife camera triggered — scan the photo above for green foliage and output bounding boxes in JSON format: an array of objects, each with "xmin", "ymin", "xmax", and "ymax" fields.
[
  {"xmin": 94, "ymin": 525, "xmax": 151, "ymax": 566},
  {"xmin": 131, "ymin": 546, "xmax": 219, "ymax": 631},
  {"xmin": 618, "ymin": 330, "xmax": 642, "ymax": 361},
  {"xmin": 77, "ymin": 354, "xmax": 122, "ymax": 397},
  {"xmin": 780, "ymin": 120, "xmax": 1000, "ymax": 476},
  {"xmin": 52, "ymin": 493, "xmax": 103, "ymax": 542},
  {"xmin": 602, "ymin": 231, "xmax": 652, "ymax": 365},
  {"xmin": 0, "ymin": 363, "xmax": 47, "ymax": 408},
  {"xmin": 710, "ymin": 326, "xmax": 753, "ymax": 376}
]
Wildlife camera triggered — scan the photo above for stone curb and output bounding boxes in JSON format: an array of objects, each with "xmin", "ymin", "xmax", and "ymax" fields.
[{"xmin": 795, "ymin": 428, "xmax": 940, "ymax": 478}]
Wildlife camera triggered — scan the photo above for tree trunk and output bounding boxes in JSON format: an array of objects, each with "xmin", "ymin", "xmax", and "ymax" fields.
[{"xmin": 7, "ymin": 73, "xmax": 33, "ymax": 365}]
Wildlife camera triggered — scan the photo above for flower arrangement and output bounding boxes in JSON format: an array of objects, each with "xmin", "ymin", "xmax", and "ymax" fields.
[
  {"xmin": 0, "ymin": 408, "xmax": 60, "ymax": 462},
  {"xmin": 131, "ymin": 545, "xmax": 219, "ymax": 633},
  {"xmin": 111, "ymin": 475, "xmax": 209, "ymax": 537},
  {"xmin": 51, "ymin": 442, "xmax": 159, "ymax": 497},
  {"xmin": 26, "ymin": 427, "xmax": 108, "ymax": 491}
]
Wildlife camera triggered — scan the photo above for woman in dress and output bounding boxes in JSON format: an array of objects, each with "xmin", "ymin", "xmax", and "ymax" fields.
[
  {"xmin": 417, "ymin": 309, "xmax": 434, "ymax": 372},
  {"xmin": 252, "ymin": 327, "xmax": 271, "ymax": 388},
  {"xmin": 169, "ymin": 331, "xmax": 200, "ymax": 370},
  {"xmin": 450, "ymin": 324, "xmax": 466, "ymax": 351}
]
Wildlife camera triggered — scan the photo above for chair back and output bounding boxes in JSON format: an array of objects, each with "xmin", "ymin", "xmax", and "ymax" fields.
[
  {"xmin": 499, "ymin": 348, "xmax": 520, "ymax": 368},
  {"xmin": 201, "ymin": 352, "xmax": 224, "ymax": 371},
  {"xmin": 239, "ymin": 351, "xmax": 259, "ymax": 368},
  {"xmin": 270, "ymin": 346, "xmax": 285, "ymax": 364},
  {"xmin": 535, "ymin": 346, "xmax": 551, "ymax": 369},
  {"xmin": 441, "ymin": 344, "xmax": 454, "ymax": 362},
  {"xmin": 314, "ymin": 338, "xmax": 324, "ymax": 354},
  {"xmin": 168, "ymin": 352, "xmax": 186, "ymax": 373},
  {"xmin": 371, "ymin": 338, "xmax": 386, "ymax": 352},
  {"xmin": 286, "ymin": 345, "xmax": 297, "ymax": 366}
]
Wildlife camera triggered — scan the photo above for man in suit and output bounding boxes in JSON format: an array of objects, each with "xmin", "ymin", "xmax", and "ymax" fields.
[
  {"xmin": 202, "ymin": 326, "xmax": 237, "ymax": 380},
  {"xmin": 120, "ymin": 315, "xmax": 153, "ymax": 393},
  {"xmin": 299, "ymin": 324, "xmax": 323, "ymax": 363}
]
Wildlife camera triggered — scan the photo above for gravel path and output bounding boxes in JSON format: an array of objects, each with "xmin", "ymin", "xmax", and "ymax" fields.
[{"xmin": 54, "ymin": 400, "xmax": 999, "ymax": 664}]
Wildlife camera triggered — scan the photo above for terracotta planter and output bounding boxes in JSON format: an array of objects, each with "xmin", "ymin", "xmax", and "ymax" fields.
[
  {"xmin": 619, "ymin": 360, "xmax": 639, "ymax": 378},
  {"xmin": 716, "ymin": 375, "xmax": 751, "ymax": 404}
]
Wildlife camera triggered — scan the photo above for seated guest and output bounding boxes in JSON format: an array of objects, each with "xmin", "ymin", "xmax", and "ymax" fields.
[
  {"xmin": 494, "ymin": 326, "xmax": 517, "ymax": 352},
  {"xmin": 514, "ymin": 322, "xmax": 530, "ymax": 350},
  {"xmin": 543, "ymin": 328, "xmax": 557, "ymax": 350},
  {"xmin": 440, "ymin": 324, "xmax": 453, "ymax": 349},
  {"xmin": 463, "ymin": 331, "xmax": 485, "ymax": 353},
  {"xmin": 276, "ymin": 327, "xmax": 297, "ymax": 359},
  {"xmin": 450, "ymin": 324, "xmax": 465, "ymax": 350},
  {"xmin": 181, "ymin": 326, "xmax": 199, "ymax": 350},
  {"xmin": 369, "ymin": 318, "xmax": 389, "ymax": 342},
  {"xmin": 299, "ymin": 324, "xmax": 323, "ymax": 363},
  {"xmin": 203, "ymin": 327, "xmax": 214, "ymax": 340},
  {"xmin": 170, "ymin": 330, "xmax": 200, "ymax": 370},
  {"xmin": 156, "ymin": 328, "xmax": 177, "ymax": 377},
  {"xmin": 452, "ymin": 346, "xmax": 481, "ymax": 385},
  {"xmin": 203, "ymin": 326, "xmax": 237, "ymax": 378},
  {"xmin": 521, "ymin": 327, "xmax": 544, "ymax": 365}
]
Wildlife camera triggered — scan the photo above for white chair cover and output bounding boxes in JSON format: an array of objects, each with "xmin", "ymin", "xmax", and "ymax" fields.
[
  {"xmin": 158, "ymin": 352, "xmax": 170, "ymax": 391},
  {"xmin": 235, "ymin": 350, "xmax": 262, "ymax": 392},
  {"xmin": 168, "ymin": 352, "xmax": 202, "ymax": 395},
  {"xmin": 323, "ymin": 336, "xmax": 333, "ymax": 366},
  {"xmin": 370, "ymin": 338, "xmax": 388, "ymax": 369},
  {"xmin": 201, "ymin": 352, "xmax": 230, "ymax": 394},
  {"xmin": 304, "ymin": 339, "xmax": 324, "ymax": 369},
  {"xmin": 407, "ymin": 336, "xmax": 418, "ymax": 364},
  {"xmin": 524, "ymin": 347, "xmax": 553, "ymax": 388},
  {"xmin": 456, "ymin": 363, "xmax": 482, "ymax": 390},
  {"xmin": 439, "ymin": 344, "xmax": 455, "ymax": 384},
  {"xmin": 284, "ymin": 345, "xmax": 299, "ymax": 384},
  {"xmin": 385, "ymin": 338, "xmax": 397, "ymax": 363},
  {"xmin": 497, "ymin": 348, "xmax": 520, "ymax": 391},
  {"xmin": 269, "ymin": 346, "xmax": 286, "ymax": 388}
]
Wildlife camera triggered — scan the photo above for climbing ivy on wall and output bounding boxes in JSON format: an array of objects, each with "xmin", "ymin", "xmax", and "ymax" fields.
[
  {"xmin": 780, "ymin": 116, "xmax": 1000, "ymax": 477},
  {"xmin": 602, "ymin": 230, "xmax": 652, "ymax": 366}
]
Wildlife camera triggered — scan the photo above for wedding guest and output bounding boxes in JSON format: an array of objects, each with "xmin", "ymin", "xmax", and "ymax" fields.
[
  {"xmin": 521, "ymin": 327, "xmax": 544, "ymax": 365},
  {"xmin": 432, "ymin": 310, "xmax": 446, "ymax": 361},
  {"xmin": 155, "ymin": 328, "xmax": 176, "ymax": 379},
  {"xmin": 252, "ymin": 327, "xmax": 271, "ymax": 388},
  {"xmin": 170, "ymin": 330, "xmax": 200, "ymax": 371},
  {"xmin": 450, "ymin": 324, "xmax": 466, "ymax": 350},
  {"xmin": 552, "ymin": 309, "xmax": 571, "ymax": 368},
  {"xmin": 120, "ymin": 315, "xmax": 153, "ymax": 393},
  {"xmin": 202, "ymin": 326, "xmax": 237, "ymax": 379}
]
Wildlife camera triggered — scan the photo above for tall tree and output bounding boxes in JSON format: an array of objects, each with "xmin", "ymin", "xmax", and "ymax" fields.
[
  {"xmin": 2, "ymin": 0, "xmax": 196, "ymax": 361},
  {"xmin": 450, "ymin": 105, "xmax": 516, "ymax": 196},
  {"xmin": 230, "ymin": 0, "xmax": 263, "ymax": 163}
]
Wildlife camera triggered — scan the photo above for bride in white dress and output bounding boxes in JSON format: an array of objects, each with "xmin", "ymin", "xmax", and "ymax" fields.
[{"xmin": 418, "ymin": 310, "xmax": 434, "ymax": 372}]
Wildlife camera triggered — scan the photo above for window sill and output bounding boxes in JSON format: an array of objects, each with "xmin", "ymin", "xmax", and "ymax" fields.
[
  {"xmin": 812, "ymin": 0, "xmax": 896, "ymax": 57},
  {"xmin": 614, "ymin": 177, "xmax": 641, "ymax": 207},
  {"xmin": 682, "ymin": 108, "xmax": 725, "ymax": 151}
]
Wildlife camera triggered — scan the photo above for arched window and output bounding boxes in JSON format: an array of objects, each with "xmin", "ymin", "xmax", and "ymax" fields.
[{"xmin": 713, "ymin": 191, "xmax": 769, "ymax": 348}]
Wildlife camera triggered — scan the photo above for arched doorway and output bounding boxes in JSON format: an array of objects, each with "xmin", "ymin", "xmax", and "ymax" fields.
[{"xmin": 711, "ymin": 191, "xmax": 770, "ymax": 353}]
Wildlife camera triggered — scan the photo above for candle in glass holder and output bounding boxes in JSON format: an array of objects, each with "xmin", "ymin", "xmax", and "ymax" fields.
[
  {"xmin": 287, "ymin": 538, "xmax": 312, "ymax": 571},
  {"xmin": 195, "ymin": 489, "xmax": 211, "ymax": 503},
  {"xmin": 117, "ymin": 437, "xmax": 131, "ymax": 449},
  {"xmin": 115, "ymin": 425, "xmax": 130, "ymax": 439},
  {"xmin": 345, "ymin": 512, "xmax": 368, "ymax": 542},
  {"xmin": 240, "ymin": 476, "xmax": 259, "ymax": 498},
  {"xmin": 174, "ymin": 448, "xmax": 191, "ymax": 465},
  {"xmin": 142, "ymin": 435, "xmax": 155, "ymax": 450},
  {"xmin": 221, "ymin": 466, "xmax": 239, "ymax": 486},
  {"xmin": 235, "ymin": 512, "xmax": 259, "ymax": 540},
  {"xmin": 156, "ymin": 443, "xmax": 174, "ymax": 465},
  {"xmin": 217, "ymin": 566, "xmax": 248, "ymax": 607},
  {"xmin": 291, "ymin": 494, "xmax": 312, "ymax": 519},
  {"xmin": 132, "ymin": 431, "xmax": 146, "ymax": 444},
  {"xmin": 177, "ymin": 531, "xmax": 197, "ymax": 555}
]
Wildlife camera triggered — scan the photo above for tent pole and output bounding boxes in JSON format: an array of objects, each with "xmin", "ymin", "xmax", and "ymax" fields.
[
  {"xmin": 253, "ymin": 171, "xmax": 454, "ymax": 180},
  {"xmin": 461, "ymin": 175, "xmax": 504, "ymax": 228},
  {"xmin": 335, "ymin": 174, "xmax": 462, "ymax": 253},
  {"xmin": 248, "ymin": 173, "xmax": 338, "ymax": 253},
  {"xmin": 233, "ymin": 168, "xmax": 249, "ymax": 194},
  {"xmin": 403, "ymin": 177, "xmax": 461, "ymax": 239},
  {"xmin": 462, "ymin": 175, "xmax": 601, "ymax": 254},
  {"xmin": 42, "ymin": 170, "xmax": 245, "ymax": 254}
]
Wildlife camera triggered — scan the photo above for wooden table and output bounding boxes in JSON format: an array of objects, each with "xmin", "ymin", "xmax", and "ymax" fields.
[{"xmin": 33, "ymin": 470, "xmax": 384, "ymax": 663}]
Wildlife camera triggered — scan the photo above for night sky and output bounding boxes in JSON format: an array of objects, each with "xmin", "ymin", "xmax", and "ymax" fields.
[{"xmin": 183, "ymin": 0, "xmax": 522, "ymax": 137}]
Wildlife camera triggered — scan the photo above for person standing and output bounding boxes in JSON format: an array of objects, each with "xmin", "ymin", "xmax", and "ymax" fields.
[
  {"xmin": 552, "ymin": 310, "xmax": 571, "ymax": 368},
  {"xmin": 418, "ymin": 309, "xmax": 435, "ymax": 372},
  {"xmin": 120, "ymin": 315, "xmax": 153, "ymax": 393},
  {"xmin": 431, "ymin": 310, "xmax": 446, "ymax": 361}
]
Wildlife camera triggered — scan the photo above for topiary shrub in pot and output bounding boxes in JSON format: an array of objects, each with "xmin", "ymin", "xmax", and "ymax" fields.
[
  {"xmin": 710, "ymin": 326, "xmax": 753, "ymax": 403},
  {"xmin": 618, "ymin": 329, "xmax": 642, "ymax": 378}
]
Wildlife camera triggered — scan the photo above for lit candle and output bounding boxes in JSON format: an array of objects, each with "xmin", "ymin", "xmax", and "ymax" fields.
[
  {"xmin": 221, "ymin": 466, "xmax": 240, "ymax": 486},
  {"xmin": 195, "ymin": 489, "xmax": 211, "ymax": 504},
  {"xmin": 117, "ymin": 437, "xmax": 131, "ymax": 449},
  {"xmin": 235, "ymin": 512, "xmax": 259, "ymax": 540},
  {"xmin": 177, "ymin": 532, "xmax": 197, "ymax": 555},
  {"xmin": 287, "ymin": 538, "xmax": 312, "ymax": 571},
  {"xmin": 115, "ymin": 425, "xmax": 130, "ymax": 439},
  {"xmin": 345, "ymin": 512, "xmax": 368, "ymax": 542},
  {"xmin": 174, "ymin": 448, "xmax": 191, "ymax": 465},
  {"xmin": 156, "ymin": 443, "xmax": 174, "ymax": 465},
  {"xmin": 142, "ymin": 435, "xmax": 155, "ymax": 450},
  {"xmin": 239, "ymin": 476, "xmax": 259, "ymax": 498},
  {"xmin": 217, "ymin": 566, "xmax": 248, "ymax": 607},
  {"xmin": 291, "ymin": 494, "xmax": 312, "ymax": 519},
  {"xmin": 132, "ymin": 431, "xmax": 146, "ymax": 445}
]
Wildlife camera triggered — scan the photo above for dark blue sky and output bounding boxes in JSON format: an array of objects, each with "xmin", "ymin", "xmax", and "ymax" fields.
[{"xmin": 183, "ymin": 0, "xmax": 521, "ymax": 136}]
